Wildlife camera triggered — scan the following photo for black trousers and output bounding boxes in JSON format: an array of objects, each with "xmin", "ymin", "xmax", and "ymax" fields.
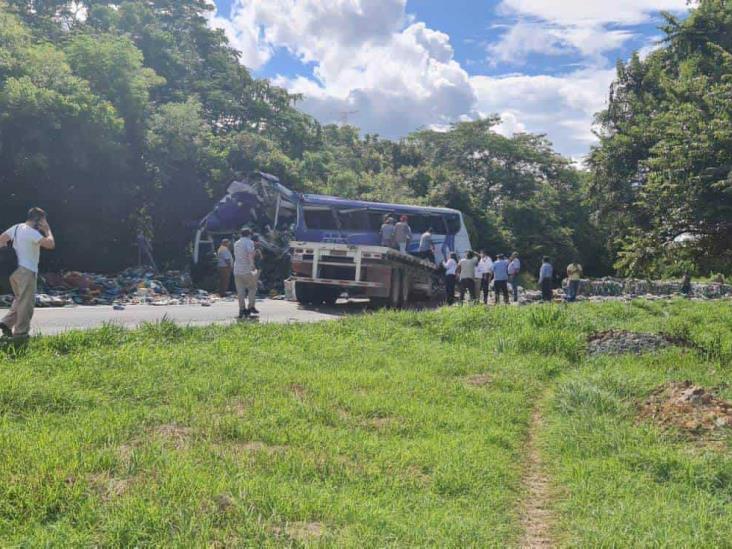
[
  {"xmin": 480, "ymin": 275, "xmax": 491, "ymax": 303},
  {"xmin": 541, "ymin": 279, "xmax": 553, "ymax": 302},
  {"xmin": 445, "ymin": 274, "xmax": 456, "ymax": 304},
  {"xmin": 459, "ymin": 278, "xmax": 477, "ymax": 302},
  {"xmin": 494, "ymin": 280, "xmax": 509, "ymax": 304}
]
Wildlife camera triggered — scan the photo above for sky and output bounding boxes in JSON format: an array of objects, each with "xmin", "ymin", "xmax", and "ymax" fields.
[{"xmin": 207, "ymin": 0, "xmax": 690, "ymax": 160}]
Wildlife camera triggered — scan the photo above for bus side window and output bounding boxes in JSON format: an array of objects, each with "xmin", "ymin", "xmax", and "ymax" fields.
[
  {"xmin": 304, "ymin": 207, "xmax": 339, "ymax": 230},
  {"xmin": 408, "ymin": 215, "xmax": 430, "ymax": 233},
  {"xmin": 336, "ymin": 208, "xmax": 370, "ymax": 231},
  {"xmin": 367, "ymin": 211, "xmax": 391, "ymax": 231}
]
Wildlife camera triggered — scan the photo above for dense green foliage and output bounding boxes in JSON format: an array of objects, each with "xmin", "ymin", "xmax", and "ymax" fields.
[
  {"xmin": 0, "ymin": 0, "xmax": 604, "ymax": 275},
  {"xmin": 1, "ymin": 301, "xmax": 730, "ymax": 545},
  {"xmin": 2, "ymin": 0, "xmax": 728, "ymax": 277},
  {"xmin": 590, "ymin": 0, "xmax": 732, "ymax": 277}
]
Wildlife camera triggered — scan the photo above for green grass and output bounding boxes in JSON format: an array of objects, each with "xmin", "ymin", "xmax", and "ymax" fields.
[{"xmin": 0, "ymin": 300, "xmax": 730, "ymax": 546}]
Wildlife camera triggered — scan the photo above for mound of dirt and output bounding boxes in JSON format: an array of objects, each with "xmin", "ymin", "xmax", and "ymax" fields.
[
  {"xmin": 587, "ymin": 330, "xmax": 675, "ymax": 356},
  {"xmin": 640, "ymin": 381, "xmax": 732, "ymax": 434}
]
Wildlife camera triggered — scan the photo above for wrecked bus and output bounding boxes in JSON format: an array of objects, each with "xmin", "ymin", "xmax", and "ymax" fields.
[
  {"xmin": 194, "ymin": 172, "xmax": 471, "ymax": 265},
  {"xmin": 192, "ymin": 172, "xmax": 472, "ymax": 298}
]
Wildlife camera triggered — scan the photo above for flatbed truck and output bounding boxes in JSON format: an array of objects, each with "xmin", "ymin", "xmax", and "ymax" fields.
[{"xmin": 290, "ymin": 241, "xmax": 441, "ymax": 307}]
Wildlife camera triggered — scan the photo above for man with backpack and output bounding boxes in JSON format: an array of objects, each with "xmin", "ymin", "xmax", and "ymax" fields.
[{"xmin": 0, "ymin": 208, "xmax": 55, "ymax": 339}]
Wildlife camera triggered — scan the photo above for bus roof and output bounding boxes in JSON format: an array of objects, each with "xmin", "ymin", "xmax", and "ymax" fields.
[{"xmin": 300, "ymin": 193, "xmax": 462, "ymax": 216}]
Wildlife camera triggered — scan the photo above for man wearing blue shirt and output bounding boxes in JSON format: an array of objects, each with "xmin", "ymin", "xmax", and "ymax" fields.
[
  {"xmin": 539, "ymin": 256, "xmax": 554, "ymax": 302},
  {"xmin": 492, "ymin": 253, "xmax": 510, "ymax": 304}
]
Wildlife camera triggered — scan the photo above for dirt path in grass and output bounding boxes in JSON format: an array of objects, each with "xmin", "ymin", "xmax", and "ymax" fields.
[{"xmin": 519, "ymin": 405, "xmax": 555, "ymax": 548}]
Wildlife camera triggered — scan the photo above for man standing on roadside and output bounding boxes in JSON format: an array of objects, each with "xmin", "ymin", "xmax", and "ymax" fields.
[
  {"xmin": 234, "ymin": 228, "xmax": 258, "ymax": 319},
  {"xmin": 394, "ymin": 215, "xmax": 412, "ymax": 254},
  {"xmin": 539, "ymin": 257, "xmax": 554, "ymax": 302},
  {"xmin": 443, "ymin": 252, "xmax": 458, "ymax": 305},
  {"xmin": 216, "ymin": 239, "xmax": 233, "ymax": 298},
  {"xmin": 566, "ymin": 261, "xmax": 583, "ymax": 302},
  {"xmin": 456, "ymin": 251, "xmax": 479, "ymax": 303},
  {"xmin": 0, "ymin": 208, "xmax": 55, "ymax": 339},
  {"xmin": 508, "ymin": 252, "xmax": 521, "ymax": 303},
  {"xmin": 476, "ymin": 251, "xmax": 493, "ymax": 304},
  {"xmin": 492, "ymin": 253, "xmax": 510, "ymax": 305}
]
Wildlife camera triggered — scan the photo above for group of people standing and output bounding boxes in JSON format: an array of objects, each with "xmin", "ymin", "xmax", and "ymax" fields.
[{"xmin": 442, "ymin": 251, "xmax": 584, "ymax": 305}]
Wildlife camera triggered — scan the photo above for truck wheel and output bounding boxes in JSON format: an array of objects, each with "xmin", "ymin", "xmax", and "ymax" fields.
[
  {"xmin": 295, "ymin": 282, "xmax": 316, "ymax": 305},
  {"xmin": 321, "ymin": 288, "xmax": 340, "ymax": 306},
  {"xmin": 390, "ymin": 268, "xmax": 404, "ymax": 309},
  {"xmin": 401, "ymin": 271, "xmax": 410, "ymax": 305}
]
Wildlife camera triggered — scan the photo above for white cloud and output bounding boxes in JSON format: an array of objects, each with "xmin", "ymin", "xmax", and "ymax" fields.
[
  {"xmin": 497, "ymin": 0, "xmax": 689, "ymax": 26},
  {"xmin": 490, "ymin": 0, "xmax": 687, "ymax": 64},
  {"xmin": 471, "ymin": 68, "xmax": 617, "ymax": 158},
  {"xmin": 207, "ymin": 0, "xmax": 688, "ymax": 158},
  {"xmin": 219, "ymin": 0, "xmax": 475, "ymax": 138},
  {"xmin": 206, "ymin": 1, "xmax": 272, "ymax": 68}
]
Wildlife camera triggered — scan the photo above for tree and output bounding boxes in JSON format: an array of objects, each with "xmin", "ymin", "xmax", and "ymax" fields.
[{"xmin": 590, "ymin": 0, "xmax": 732, "ymax": 276}]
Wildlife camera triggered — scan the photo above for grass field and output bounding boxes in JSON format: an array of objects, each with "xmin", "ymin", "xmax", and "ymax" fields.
[{"xmin": 1, "ymin": 300, "xmax": 730, "ymax": 546}]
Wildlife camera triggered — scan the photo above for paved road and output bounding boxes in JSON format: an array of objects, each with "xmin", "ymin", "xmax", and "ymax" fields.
[{"xmin": 26, "ymin": 299, "xmax": 366, "ymax": 336}]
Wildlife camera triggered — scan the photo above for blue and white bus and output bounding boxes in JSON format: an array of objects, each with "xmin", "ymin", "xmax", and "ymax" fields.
[{"xmin": 193, "ymin": 172, "xmax": 472, "ymax": 266}]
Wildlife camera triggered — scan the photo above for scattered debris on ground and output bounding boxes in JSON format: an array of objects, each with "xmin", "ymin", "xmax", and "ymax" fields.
[
  {"xmin": 518, "ymin": 278, "xmax": 732, "ymax": 304},
  {"xmin": 0, "ymin": 267, "xmax": 217, "ymax": 308},
  {"xmin": 640, "ymin": 381, "xmax": 732, "ymax": 435},
  {"xmin": 587, "ymin": 330, "xmax": 677, "ymax": 356}
]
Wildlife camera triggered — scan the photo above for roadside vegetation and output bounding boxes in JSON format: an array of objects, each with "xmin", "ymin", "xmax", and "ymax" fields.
[{"xmin": 1, "ymin": 300, "xmax": 730, "ymax": 546}]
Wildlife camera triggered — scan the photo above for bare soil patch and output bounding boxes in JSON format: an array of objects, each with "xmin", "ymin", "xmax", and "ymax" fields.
[
  {"xmin": 226, "ymin": 399, "xmax": 250, "ymax": 417},
  {"xmin": 272, "ymin": 521, "xmax": 325, "ymax": 542},
  {"xmin": 289, "ymin": 383, "xmax": 308, "ymax": 400},
  {"xmin": 587, "ymin": 330, "xmax": 678, "ymax": 356},
  {"xmin": 640, "ymin": 381, "xmax": 732, "ymax": 436},
  {"xmin": 519, "ymin": 408, "xmax": 554, "ymax": 548},
  {"xmin": 465, "ymin": 373, "xmax": 492, "ymax": 387},
  {"xmin": 88, "ymin": 473, "xmax": 133, "ymax": 502},
  {"xmin": 150, "ymin": 423, "xmax": 194, "ymax": 449},
  {"xmin": 228, "ymin": 441, "xmax": 289, "ymax": 455}
]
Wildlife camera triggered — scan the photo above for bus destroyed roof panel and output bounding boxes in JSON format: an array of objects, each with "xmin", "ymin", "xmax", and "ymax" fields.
[
  {"xmin": 202, "ymin": 172, "xmax": 291, "ymax": 233},
  {"xmin": 301, "ymin": 194, "xmax": 461, "ymax": 215}
]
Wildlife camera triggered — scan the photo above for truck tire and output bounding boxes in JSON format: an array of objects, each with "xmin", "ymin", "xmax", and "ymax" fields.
[
  {"xmin": 321, "ymin": 287, "xmax": 340, "ymax": 306},
  {"xmin": 390, "ymin": 268, "xmax": 404, "ymax": 309},
  {"xmin": 295, "ymin": 282, "xmax": 317, "ymax": 305},
  {"xmin": 401, "ymin": 270, "xmax": 410, "ymax": 305}
]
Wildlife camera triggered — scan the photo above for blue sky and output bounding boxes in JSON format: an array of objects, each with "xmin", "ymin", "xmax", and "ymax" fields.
[{"xmin": 208, "ymin": 0, "xmax": 689, "ymax": 159}]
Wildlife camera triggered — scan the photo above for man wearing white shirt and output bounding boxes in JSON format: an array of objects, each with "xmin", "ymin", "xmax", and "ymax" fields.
[
  {"xmin": 476, "ymin": 251, "xmax": 493, "ymax": 304},
  {"xmin": 442, "ymin": 252, "xmax": 458, "ymax": 305},
  {"xmin": 234, "ymin": 228, "xmax": 258, "ymax": 319},
  {"xmin": 508, "ymin": 252, "xmax": 521, "ymax": 303},
  {"xmin": 0, "ymin": 208, "xmax": 55, "ymax": 338}
]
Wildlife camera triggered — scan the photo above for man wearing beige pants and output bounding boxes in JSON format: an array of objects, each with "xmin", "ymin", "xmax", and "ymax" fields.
[
  {"xmin": 233, "ymin": 228, "xmax": 258, "ymax": 319},
  {"xmin": 0, "ymin": 208, "xmax": 55, "ymax": 339}
]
